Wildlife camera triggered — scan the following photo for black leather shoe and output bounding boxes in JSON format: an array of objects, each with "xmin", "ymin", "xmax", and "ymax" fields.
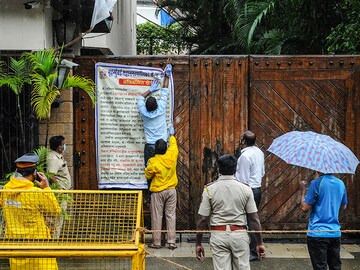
[{"xmin": 249, "ymin": 255, "xmax": 260, "ymax": 261}]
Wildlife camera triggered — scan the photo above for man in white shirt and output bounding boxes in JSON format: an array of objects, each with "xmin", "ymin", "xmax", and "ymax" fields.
[{"xmin": 235, "ymin": 130, "xmax": 265, "ymax": 261}]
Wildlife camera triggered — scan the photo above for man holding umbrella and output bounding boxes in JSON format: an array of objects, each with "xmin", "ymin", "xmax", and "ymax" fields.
[
  {"xmin": 300, "ymin": 173, "xmax": 347, "ymax": 270},
  {"xmin": 267, "ymin": 130, "xmax": 358, "ymax": 270}
]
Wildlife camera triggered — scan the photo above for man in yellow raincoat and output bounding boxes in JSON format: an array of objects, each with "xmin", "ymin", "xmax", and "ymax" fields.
[
  {"xmin": 0, "ymin": 153, "xmax": 61, "ymax": 270},
  {"xmin": 145, "ymin": 128, "xmax": 178, "ymax": 250}
]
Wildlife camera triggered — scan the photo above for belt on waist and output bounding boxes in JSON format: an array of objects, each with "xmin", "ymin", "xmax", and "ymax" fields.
[{"xmin": 211, "ymin": 225, "xmax": 246, "ymax": 231}]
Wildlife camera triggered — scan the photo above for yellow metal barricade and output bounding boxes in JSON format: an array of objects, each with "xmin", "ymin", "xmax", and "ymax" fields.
[{"xmin": 0, "ymin": 190, "xmax": 145, "ymax": 270}]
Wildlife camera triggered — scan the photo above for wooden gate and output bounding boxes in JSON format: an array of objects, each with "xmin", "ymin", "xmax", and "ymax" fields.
[
  {"xmin": 188, "ymin": 56, "xmax": 248, "ymax": 226},
  {"xmin": 250, "ymin": 56, "xmax": 360, "ymax": 229},
  {"xmin": 73, "ymin": 55, "xmax": 360, "ymax": 230}
]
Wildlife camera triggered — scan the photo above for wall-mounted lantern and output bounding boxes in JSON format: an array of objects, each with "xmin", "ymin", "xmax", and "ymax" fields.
[
  {"xmin": 53, "ymin": 18, "xmax": 77, "ymax": 48},
  {"xmin": 52, "ymin": 59, "xmax": 79, "ymax": 108}
]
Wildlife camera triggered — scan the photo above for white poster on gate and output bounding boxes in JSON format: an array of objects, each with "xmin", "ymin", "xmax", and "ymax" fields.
[{"xmin": 94, "ymin": 63, "xmax": 172, "ymax": 189}]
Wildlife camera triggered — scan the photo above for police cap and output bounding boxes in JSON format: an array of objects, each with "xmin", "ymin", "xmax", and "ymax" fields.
[{"xmin": 14, "ymin": 153, "xmax": 39, "ymax": 168}]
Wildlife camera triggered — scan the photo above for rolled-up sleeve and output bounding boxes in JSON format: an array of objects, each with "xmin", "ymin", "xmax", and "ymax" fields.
[{"xmin": 157, "ymin": 88, "xmax": 169, "ymax": 112}]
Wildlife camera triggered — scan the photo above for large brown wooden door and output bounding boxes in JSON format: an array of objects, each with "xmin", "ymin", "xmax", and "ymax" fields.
[
  {"xmin": 73, "ymin": 55, "xmax": 360, "ymax": 230},
  {"xmin": 250, "ymin": 56, "xmax": 360, "ymax": 229},
  {"xmin": 188, "ymin": 56, "xmax": 248, "ymax": 227}
]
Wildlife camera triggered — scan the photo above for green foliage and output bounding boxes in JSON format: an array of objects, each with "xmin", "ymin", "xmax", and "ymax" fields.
[
  {"xmin": 0, "ymin": 61, "xmax": 4, "ymax": 79},
  {"xmin": 25, "ymin": 49, "xmax": 58, "ymax": 79},
  {"xmin": 227, "ymin": 0, "xmax": 345, "ymax": 54},
  {"xmin": 0, "ymin": 56, "xmax": 32, "ymax": 153},
  {"xmin": 137, "ymin": 22, "xmax": 189, "ymax": 55},
  {"xmin": 256, "ymin": 29, "xmax": 285, "ymax": 54},
  {"xmin": 23, "ymin": 48, "xmax": 96, "ymax": 146},
  {"xmin": 0, "ymin": 57, "xmax": 31, "ymax": 95},
  {"xmin": 33, "ymin": 146, "xmax": 49, "ymax": 174},
  {"xmin": 159, "ymin": 0, "xmax": 359, "ymax": 55},
  {"xmin": 24, "ymin": 48, "xmax": 96, "ymax": 122},
  {"xmin": 63, "ymin": 75, "xmax": 95, "ymax": 104},
  {"xmin": 232, "ymin": 0, "xmax": 276, "ymax": 53},
  {"xmin": 326, "ymin": 24, "xmax": 360, "ymax": 54},
  {"xmin": 326, "ymin": 0, "xmax": 360, "ymax": 54},
  {"xmin": 29, "ymin": 71, "xmax": 60, "ymax": 121},
  {"xmin": 158, "ymin": 0, "xmax": 237, "ymax": 54}
]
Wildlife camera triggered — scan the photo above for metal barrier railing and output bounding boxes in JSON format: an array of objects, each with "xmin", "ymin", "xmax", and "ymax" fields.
[{"xmin": 0, "ymin": 190, "xmax": 145, "ymax": 270}]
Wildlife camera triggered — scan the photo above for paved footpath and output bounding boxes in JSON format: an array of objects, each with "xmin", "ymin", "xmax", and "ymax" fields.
[{"xmin": 146, "ymin": 242, "xmax": 360, "ymax": 270}]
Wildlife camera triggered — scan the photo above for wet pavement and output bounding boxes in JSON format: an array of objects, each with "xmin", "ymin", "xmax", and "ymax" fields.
[{"xmin": 146, "ymin": 234, "xmax": 360, "ymax": 270}]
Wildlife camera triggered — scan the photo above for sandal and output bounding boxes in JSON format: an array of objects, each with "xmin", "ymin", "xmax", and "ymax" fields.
[
  {"xmin": 148, "ymin": 243, "xmax": 162, "ymax": 249},
  {"xmin": 168, "ymin": 243, "xmax": 177, "ymax": 250}
]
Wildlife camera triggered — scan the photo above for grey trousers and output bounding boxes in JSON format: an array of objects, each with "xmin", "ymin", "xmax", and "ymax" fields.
[
  {"xmin": 210, "ymin": 230, "xmax": 250, "ymax": 270},
  {"xmin": 150, "ymin": 188, "xmax": 177, "ymax": 246}
]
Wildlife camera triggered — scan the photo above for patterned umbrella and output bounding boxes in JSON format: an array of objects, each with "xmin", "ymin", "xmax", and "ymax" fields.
[{"xmin": 267, "ymin": 131, "xmax": 359, "ymax": 174}]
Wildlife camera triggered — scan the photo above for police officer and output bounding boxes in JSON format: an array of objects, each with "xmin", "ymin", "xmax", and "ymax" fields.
[{"xmin": 196, "ymin": 154, "xmax": 266, "ymax": 270}]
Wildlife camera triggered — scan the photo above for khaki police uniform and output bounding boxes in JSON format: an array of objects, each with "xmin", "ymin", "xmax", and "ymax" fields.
[
  {"xmin": 198, "ymin": 175, "xmax": 258, "ymax": 270},
  {"xmin": 46, "ymin": 150, "xmax": 72, "ymax": 238},
  {"xmin": 47, "ymin": 150, "xmax": 72, "ymax": 190}
]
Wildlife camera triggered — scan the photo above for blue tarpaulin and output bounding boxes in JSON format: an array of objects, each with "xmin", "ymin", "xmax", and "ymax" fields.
[{"xmin": 160, "ymin": 9, "xmax": 175, "ymax": 26}]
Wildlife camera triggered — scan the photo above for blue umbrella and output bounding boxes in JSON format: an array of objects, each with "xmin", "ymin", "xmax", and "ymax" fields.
[{"xmin": 267, "ymin": 131, "xmax": 359, "ymax": 174}]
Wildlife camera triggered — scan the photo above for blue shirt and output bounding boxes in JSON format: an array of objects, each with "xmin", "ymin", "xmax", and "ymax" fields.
[
  {"xmin": 137, "ymin": 88, "xmax": 169, "ymax": 144},
  {"xmin": 304, "ymin": 174, "xmax": 348, "ymax": 238}
]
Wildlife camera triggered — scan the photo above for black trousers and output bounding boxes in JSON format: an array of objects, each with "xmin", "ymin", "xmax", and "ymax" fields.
[
  {"xmin": 144, "ymin": 143, "xmax": 155, "ymax": 166},
  {"xmin": 144, "ymin": 144, "xmax": 155, "ymax": 207},
  {"xmin": 249, "ymin": 187, "xmax": 262, "ymax": 256},
  {"xmin": 307, "ymin": 236, "xmax": 342, "ymax": 270}
]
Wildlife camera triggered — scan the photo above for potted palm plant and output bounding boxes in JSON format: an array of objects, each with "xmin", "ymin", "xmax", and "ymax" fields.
[{"xmin": 24, "ymin": 48, "xmax": 96, "ymax": 147}]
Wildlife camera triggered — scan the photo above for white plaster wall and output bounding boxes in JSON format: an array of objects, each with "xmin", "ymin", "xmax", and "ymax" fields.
[
  {"xmin": 0, "ymin": 0, "xmax": 136, "ymax": 55},
  {"xmin": 0, "ymin": 0, "xmax": 53, "ymax": 50},
  {"xmin": 137, "ymin": 6, "xmax": 159, "ymax": 25}
]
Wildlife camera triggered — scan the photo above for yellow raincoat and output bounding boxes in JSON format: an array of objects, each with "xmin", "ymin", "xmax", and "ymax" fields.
[
  {"xmin": 0, "ymin": 173, "xmax": 61, "ymax": 270},
  {"xmin": 145, "ymin": 135, "xmax": 178, "ymax": 192}
]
